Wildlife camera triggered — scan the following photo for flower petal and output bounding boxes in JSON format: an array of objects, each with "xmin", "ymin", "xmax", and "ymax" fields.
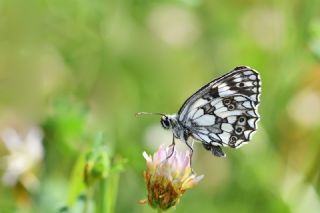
[{"xmin": 142, "ymin": 144, "xmax": 203, "ymax": 211}]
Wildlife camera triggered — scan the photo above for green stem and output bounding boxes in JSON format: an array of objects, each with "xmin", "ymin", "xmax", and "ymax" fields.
[
  {"xmin": 84, "ymin": 188, "xmax": 92, "ymax": 213},
  {"xmin": 106, "ymin": 171, "xmax": 120, "ymax": 213},
  {"xmin": 95, "ymin": 180, "xmax": 106, "ymax": 213},
  {"xmin": 304, "ymin": 147, "xmax": 320, "ymax": 183}
]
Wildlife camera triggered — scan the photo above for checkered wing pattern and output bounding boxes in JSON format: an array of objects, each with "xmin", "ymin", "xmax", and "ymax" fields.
[{"xmin": 178, "ymin": 66, "xmax": 261, "ymax": 156}]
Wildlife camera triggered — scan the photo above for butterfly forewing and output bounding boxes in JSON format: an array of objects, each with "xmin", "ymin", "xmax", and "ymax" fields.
[
  {"xmin": 214, "ymin": 68, "xmax": 261, "ymax": 106},
  {"xmin": 178, "ymin": 66, "xmax": 261, "ymax": 150}
]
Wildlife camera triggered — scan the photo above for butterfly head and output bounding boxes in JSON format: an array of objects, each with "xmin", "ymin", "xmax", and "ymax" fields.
[
  {"xmin": 135, "ymin": 112, "xmax": 176, "ymax": 131},
  {"xmin": 160, "ymin": 115, "xmax": 171, "ymax": 129}
]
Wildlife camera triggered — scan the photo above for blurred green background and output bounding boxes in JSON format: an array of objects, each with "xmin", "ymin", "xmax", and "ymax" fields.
[{"xmin": 1, "ymin": 0, "xmax": 320, "ymax": 212}]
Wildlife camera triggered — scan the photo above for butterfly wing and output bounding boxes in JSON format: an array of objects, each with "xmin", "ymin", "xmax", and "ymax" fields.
[{"xmin": 177, "ymin": 66, "xmax": 261, "ymax": 154}]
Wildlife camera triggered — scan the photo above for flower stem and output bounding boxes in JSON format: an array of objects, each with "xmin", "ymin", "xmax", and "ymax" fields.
[{"xmin": 84, "ymin": 188, "xmax": 92, "ymax": 213}]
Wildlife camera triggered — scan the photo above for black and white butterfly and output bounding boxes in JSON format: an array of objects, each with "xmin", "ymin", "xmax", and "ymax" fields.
[{"xmin": 138, "ymin": 66, "xmax": 261, "ymax": 157}]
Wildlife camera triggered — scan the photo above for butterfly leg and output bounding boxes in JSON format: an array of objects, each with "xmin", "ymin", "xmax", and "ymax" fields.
[
  {"xmin": 184, "ymin": 139, "xmax": 194, "ymax": 170},
  {"xmin": 166, "ymin": 134, "xmax": 176, "ymax": 159}
]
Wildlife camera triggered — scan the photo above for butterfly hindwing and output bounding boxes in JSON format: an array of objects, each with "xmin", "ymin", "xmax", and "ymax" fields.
[{"xmin": 190, "ymin": 95, "xmax": 259, "ymax": 148}]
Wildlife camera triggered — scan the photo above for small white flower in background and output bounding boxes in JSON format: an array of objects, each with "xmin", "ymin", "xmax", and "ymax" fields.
[
  {"xmin": 147, "ymin": 5, "xmax": 201, "ymax": 47},
  {"xmin": 0, "ymin": 127, "xmax": 44, "ymax": 189},
  {"xmin": 141, "ymin": 144, "xmax": 203, "ymax": 211},
  {"xmin": 288, "ymin": 89, "xmax": 320, "ymax": 127},
  {"xmin": 241, "ymin": 7, "xmax": 285, "ymax": 51}
]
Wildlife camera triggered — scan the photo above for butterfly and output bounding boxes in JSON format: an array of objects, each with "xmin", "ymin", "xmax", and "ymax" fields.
[{"xmin": 137, "ymin": 66, "xmax": 261, "ymax": 158}]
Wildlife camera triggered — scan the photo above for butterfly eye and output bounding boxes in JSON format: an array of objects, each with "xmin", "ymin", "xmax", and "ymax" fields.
[
  {"xmin": 160, "ymin": 116, "xmax": 170, "ymax": 129},
  {"xmin": 227, "ymin": 104, "xmax": 235, "ymax": 110}
]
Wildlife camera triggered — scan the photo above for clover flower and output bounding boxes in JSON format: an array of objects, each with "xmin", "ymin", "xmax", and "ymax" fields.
[
  {"xmin": 0, "ymin": 127, "xmax": 44, "ymax": 188},
  {"xmin": 141, "ymin": 144, "xmax": 203, "ymax": 211}
]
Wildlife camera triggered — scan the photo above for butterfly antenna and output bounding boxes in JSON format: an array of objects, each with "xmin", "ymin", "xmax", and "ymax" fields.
[{"xmin": 135, "ymin": 112, "xmax": 165, "ymax": 117}]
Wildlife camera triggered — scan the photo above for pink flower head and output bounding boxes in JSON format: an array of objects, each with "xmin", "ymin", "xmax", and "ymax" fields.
[{"xmin": 141, "ymin": 144, "xmax": 204, "ymax": 211}]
